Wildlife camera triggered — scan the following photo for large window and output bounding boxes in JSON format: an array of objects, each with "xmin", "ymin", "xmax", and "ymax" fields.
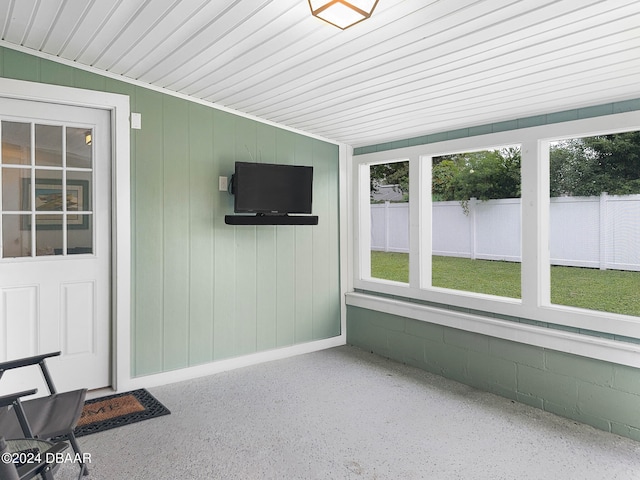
[
  {"xmin": 548, "ymin": 132, "xmax": 640, "ymax": 317},
  {"xmin": 369, "ymin": 160, "xmax": 409, "ymax": 283},
  {"xmin": 432, "ymin": 146, "xmax": 521, "ymax": 299},
  {"xmin": 354, "ymin": 112, "xmax": 640, "ymax": 339}
]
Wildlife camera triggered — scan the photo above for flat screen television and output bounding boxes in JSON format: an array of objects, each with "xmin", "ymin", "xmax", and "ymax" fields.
[{"xmin": 232, "ymin": 162, "xmax": 313, "ymax": 215}]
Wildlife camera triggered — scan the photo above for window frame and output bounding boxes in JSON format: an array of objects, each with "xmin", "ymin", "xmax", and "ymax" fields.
[{"xmin": 353, "ymin": 111, "xmax": 640, "ymax": 339}]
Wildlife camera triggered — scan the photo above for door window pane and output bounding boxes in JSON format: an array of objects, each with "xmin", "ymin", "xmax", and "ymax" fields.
[
  {"xmin": 2, "ymin": 214, "xmax": 30, "ymax": 258},
  {"xmin": 67, "ymin": 171, "xmax": 92, "ymax": 211},
  {"xmin": 1, "ymin": 121, "xmax": 31, "ymax": 165},
  {"xmin": 66, "ymin": 127, "xmax": 92, "ymax": 169},
  {"xmin": 35, "ymin": 214, "xmax": 63, "ymax": 256},
  {"xmin": 431, "ymin": 146, "xmax": 521, "ymax": 298},
  {"xmin": 68, "ymin": 215, "xmax": 93, "ymax": 255},
  {"xmin": 35, "ymin": 124, "xmax": 62, "ymax": 167},
  {"xmin": 34, "ymin": 170, "xmax": 63, "ymax": 211},
  {"xmin": 2, "ymin": 167, "xmax": 30, "ymax": 211}
]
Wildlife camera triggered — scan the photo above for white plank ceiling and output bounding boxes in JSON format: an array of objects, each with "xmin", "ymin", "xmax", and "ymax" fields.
[{"xmin": 0, "ymin": 0, "xmax": 639, "ymax": 147}]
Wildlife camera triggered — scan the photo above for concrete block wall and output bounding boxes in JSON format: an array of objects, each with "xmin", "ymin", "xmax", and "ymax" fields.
[{"xmin": 347, "ymin": 305, "xmax": 640, "ymax": 442}]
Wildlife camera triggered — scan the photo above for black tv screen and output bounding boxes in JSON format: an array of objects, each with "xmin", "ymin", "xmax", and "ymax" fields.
[{"xmin": 233, "ymin": 162, "xmax": 313, "ymax": 215}]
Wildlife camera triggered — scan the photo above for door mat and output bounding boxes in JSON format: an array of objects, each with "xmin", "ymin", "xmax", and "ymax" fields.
[{"xmin": 72, "ymin": 389, "xmax": 170, "ymax": 438}]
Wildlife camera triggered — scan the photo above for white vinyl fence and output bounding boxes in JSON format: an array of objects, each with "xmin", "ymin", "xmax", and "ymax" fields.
[{"xmin": 371, "ymin": 193, "xmax": 640, "ymax": 271}]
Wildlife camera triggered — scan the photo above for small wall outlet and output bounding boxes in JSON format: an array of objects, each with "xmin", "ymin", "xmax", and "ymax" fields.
[{"xmin": 218, "ymin": 176, "xmax": 228, "ymax": 192}]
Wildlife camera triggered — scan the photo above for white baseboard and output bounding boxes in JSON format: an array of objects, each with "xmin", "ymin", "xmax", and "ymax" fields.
[{"xmin": 116, "ymin": 335, "xmax": 346, "ymax": 393}]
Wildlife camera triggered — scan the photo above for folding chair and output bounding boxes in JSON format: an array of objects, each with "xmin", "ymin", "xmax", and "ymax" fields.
[
  {"xmin": 0, "ymin": 436, "xmax": 69, "ymax": 480},
  {"xmin": 0, "ymin": 352, "xmax": 88, "ymax": 477}
]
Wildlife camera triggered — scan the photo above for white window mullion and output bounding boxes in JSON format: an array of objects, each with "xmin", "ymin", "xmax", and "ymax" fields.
[
  {"xmin": 421, "ymin": 155, "xmax": 433, "ymax": 289},
  {"xmin": 62, "ymin": 125, "xmax": 67, "ymax": 256},
  {"xmin": 357, "ymin": 163, "xmax": 371, "ymax": 280},
  {"xmin": 537, "ymin": 141, "xmax": 551, "ymax": 308},
  {"xmin": 519, "ymin": 140, "xmax": 549, "ymax": 313},
  {"xmin": 30, "ymin": 122, "xmax": 36, "ymax": 258},
  {"xmin": 413, "ymin": 155, "xmax": 431, "ymax": 289},
  {"xmin": 90, "ymin": 129, "xmax": 96, "ymax": 254}
]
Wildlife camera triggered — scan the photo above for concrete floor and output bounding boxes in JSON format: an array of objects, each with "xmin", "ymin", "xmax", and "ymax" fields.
[{"xmin": 56, "ymin": 345, "xmax": 640, "ymax": 479}]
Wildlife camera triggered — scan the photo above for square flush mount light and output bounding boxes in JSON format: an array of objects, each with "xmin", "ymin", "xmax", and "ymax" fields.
[{"xmin": 309, "ymin": 0, "xmax": 379, "ymax": 30}]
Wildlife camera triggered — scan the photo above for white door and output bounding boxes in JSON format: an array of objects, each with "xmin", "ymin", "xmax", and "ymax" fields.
[{"xmin": 0, "ymin": 97, "xmax": 111, "ymax": 394}]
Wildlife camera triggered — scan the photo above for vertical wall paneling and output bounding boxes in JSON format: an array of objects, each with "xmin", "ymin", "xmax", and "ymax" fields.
[
  {"xmin": 134, "ymin": 88, "xmax": 165, "ymax": 374},
  {"xmin": 188, "ymin": 102, "xmax": 215, "ymax": 366},
  {"xmin": 312, "ymin": 139, "xmax": 331, "ymax": 339},
  {"xmin": 2, "ymin": 48, "xmax": 39, "ymax": 81},
  {"xmin": 162, "ymin": 95, "xmax": 190, "ymax": 371},
  {"xmin": 103, "ymin": 78, "xmax": 137, "ymax": 99},
  {"xmin": 0, "ymin": 47, "xmax": 342, "ymax": 378},
  {"xmin": 294, "ymin": 135, "xmax": 314, "ymax": 343},
  {"xmin": 329, "ymin": 143, "xmax": 341, "ymax": 337},
  {"xmin": 234, "ymin": 116, "xmax": 258, "ymax": 356},
  {"xmin": 213, "ymin": 110, "xmax": 238, "ymax": 361},
  {"xmin": 255, "ymin": 123, "xmax": 278, "ymax": 351},
  {"xmin": 72, "ymin": 69, "xmax": 107, "ymax": 92},
  {"xmin": 275, "ymin": 130, "xmax": 297, "ymax": 347},
  {"xmin": 314, "ymin": 140, "xmax": 341, "ymax": 339},
  {"xmin": 256, "ymin": 224, "xmax": 277, "ymax": 349},
  {"xmin": 39, "ymin": 58, "xmax": 74, "ymax": 86}
]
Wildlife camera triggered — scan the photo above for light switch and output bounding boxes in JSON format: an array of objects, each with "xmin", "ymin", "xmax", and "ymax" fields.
[
  {"xmin": 219, "ymin": 176, "xmax": 228, "ymax": 191},
  {"xmin": 131, "ymin": 113, "xmax": 142, "ymax": 129}
]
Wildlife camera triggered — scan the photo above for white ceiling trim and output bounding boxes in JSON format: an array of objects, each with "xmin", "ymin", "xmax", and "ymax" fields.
[{"xmin": 0, "ymin": 40, "xmax": 344, "ymax": 147}]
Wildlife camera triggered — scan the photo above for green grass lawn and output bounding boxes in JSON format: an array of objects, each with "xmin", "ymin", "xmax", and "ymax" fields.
[{"xmin": 370, "ymin": 251, "xmax": 640, "ymax": 317}]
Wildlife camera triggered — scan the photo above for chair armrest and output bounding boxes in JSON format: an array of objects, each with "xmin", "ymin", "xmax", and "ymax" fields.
[
  {"xmin": 0, "ymin": 352, "xmax": 61, "ymax": 372},
  {"xmin": 15, "ymin": 440, "xmax": 69, "ymax": 480},
  {"xmin": 0, "ymin": 389, "xmax": 38, "ymax": 408}
]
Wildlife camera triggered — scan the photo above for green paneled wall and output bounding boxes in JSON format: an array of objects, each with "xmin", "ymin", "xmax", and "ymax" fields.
[
  {"xmin": 0, "ymin": 47, "xmax": 341, "ymax": 376},
  {"xmin": 347, "ymin": 306, "xmax": 640, "ymax": 442}
]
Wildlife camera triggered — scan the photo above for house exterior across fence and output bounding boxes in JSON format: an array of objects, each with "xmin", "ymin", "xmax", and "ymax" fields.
[{"xmin": 371, "ymin": 193, "xmax": 640, "ymax": 272}]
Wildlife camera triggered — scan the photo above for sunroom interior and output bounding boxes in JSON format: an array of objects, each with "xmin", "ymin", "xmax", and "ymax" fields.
[{"xmin": 0, "ymin": 1, "xmax": 639, "ymax": 477}]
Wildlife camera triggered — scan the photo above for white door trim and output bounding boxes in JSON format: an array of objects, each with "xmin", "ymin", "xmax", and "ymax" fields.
[{"xmin": 0, "ymin": 77, "xmax": 131, "ymax": 392}]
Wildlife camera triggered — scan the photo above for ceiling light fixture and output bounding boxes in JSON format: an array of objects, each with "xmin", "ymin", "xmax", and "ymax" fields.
[
  {"xmin": 85, "ymin": 131, "xmax": 92, "ymax": 146},
  {"xmin": 309, "ymin": 0, "xmax": 379, "ymax": 30}
]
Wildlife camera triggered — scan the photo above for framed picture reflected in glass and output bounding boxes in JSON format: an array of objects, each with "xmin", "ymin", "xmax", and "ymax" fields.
[{"xmin": 21, "ymin": 178, "xmax": 90, "ymax": 230}]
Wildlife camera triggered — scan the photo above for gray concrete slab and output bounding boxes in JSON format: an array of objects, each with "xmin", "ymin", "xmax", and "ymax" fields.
[{"xmin": 56, "ymin": 345, "xmax": 640, "ymax": 479}]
